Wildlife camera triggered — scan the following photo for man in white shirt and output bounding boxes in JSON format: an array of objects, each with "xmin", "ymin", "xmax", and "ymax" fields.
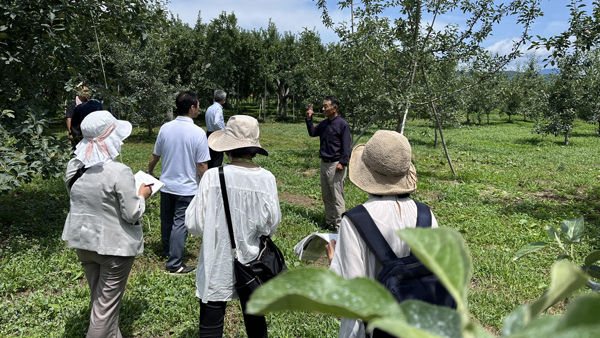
[
  {"xmin": 147, "ymin": 91, "xmax": 210, "ymax": 274},
  {"xmin": 205, "ymin": 90, "xmax": 226, "ymax": 168}
]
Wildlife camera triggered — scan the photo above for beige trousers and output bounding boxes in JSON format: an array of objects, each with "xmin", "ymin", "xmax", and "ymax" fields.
[
  {"xmin": 320, "ymin": 160, "xmax": 347, "ymax": 228},
  {"xmin": 77, "ymin": 249, "xmax": 135, "ymax": 338}
]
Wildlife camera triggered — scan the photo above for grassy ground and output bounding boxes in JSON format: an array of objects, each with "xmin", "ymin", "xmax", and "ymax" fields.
[{"xmin": 1, "ymin": 111, "xmax": 600, "ymax": 337}]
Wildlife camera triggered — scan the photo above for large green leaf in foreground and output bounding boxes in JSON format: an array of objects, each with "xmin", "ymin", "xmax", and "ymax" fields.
[
  {"xmin": 501, "ymin": 260, "xmax": 589, "ymax": 336},
  {"xmin": 246, "ymin": 267, "xmax": 403, "ymax": 322},
  {"xmin": 527, "ymin": 260, "xmax": 588, "ymax": 319},
  {"xmin": 396, "ymin": 228, "xmax": 472, "ymax": 312},
  {"xmin": 368, "ymin": 300, "xmax": 462, "ymax": 338},
  {"xmin": 507, "ymin": 295, "xmax": 600, "ymax": 338}
]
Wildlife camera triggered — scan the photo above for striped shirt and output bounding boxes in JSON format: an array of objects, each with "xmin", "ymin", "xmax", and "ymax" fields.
[{"xmin": 306, "ymin": 115, "xmax": 351, "ymax": 166}]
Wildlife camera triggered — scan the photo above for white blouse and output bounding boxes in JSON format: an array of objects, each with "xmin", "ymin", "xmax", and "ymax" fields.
[
  {"xmin": 329, "ymin": 195, "xmax": 439, "ymax": 338},
  {"xmin": 185, "ymin": 164, "xmax": 282, "ymax": 302}
]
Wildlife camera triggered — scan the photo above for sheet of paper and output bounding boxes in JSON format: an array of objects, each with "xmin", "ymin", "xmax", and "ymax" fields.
[
  {"xmin": 293, "ymin": 232, "xmax": 339, "ymax": 261},
  {"xmin": 134, "ymin": 171, "xmax": 165, "ymax": 197}
]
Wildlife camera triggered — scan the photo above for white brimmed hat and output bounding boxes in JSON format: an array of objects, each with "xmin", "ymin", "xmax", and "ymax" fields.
[
  {"xmin": 74, "ymin": 111, "xmax": 132, "ymax": 167},
  {"xmin": 208, "ymin": 115, "xmax": 268, "ymax": 156},
  {"xmin": 349, "ymin": 130, "xmax": 417, "ymax": 195}
]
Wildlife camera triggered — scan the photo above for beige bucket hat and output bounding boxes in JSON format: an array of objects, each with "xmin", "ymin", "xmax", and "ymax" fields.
[
  {"xmin": 349, "ymin": 130, "xmax": 417, "ymax": 195},
  {"xmin": 207, "ymin": 115, "xmax": 268, "ymax": 156}
]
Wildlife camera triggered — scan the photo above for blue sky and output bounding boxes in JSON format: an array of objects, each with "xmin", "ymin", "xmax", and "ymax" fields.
[{"xmin": 166, "ymin": 0, "xmax": 594, "ymax": 69}]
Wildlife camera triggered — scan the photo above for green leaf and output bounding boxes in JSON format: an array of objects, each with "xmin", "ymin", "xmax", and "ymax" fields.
[
  {"xmin": 394, "ymin": 300, "xmax": 461, "ymax": 338},
  {"xmin": 396, "ymin": 228, "xmax": 472, "ymax": 313},
  {"xmin": 513, "ymin": 242, "xmax": 547, "ymax": 261},
  {"xmin": 560, "ymin": 217, "xmax": 584, "ymax": 243},
  {"xmin": 584, "ymin": 250, "xmax": 600, "ymax": 268},
  {"xmin": 508, "ymin": 295, "xmax": 600, "ymax": 338},
  {"xmin": 367, "ymin": 317, "xmax": 445, "ymax": 338},
  {"xmin": 501, "ymin": 305, "xmax": 528, "ymax": 336},
  {"xmin": 585, "ymin": 265, "xmax": 600, "ymax": 279},
  {"xmin": 544, "ymin": 225, "xmax": 559, "ymax": 241},
  {"xmin": 246, "ymin": 267, "xmax": 403, "ymax": 322},
  {"xmin": 163, "ymin": 297, "xmax": 176, "ymax": 302},
  {"xmin": 528, "ymin": 261, "xmax": 589, "ymax": 320}
]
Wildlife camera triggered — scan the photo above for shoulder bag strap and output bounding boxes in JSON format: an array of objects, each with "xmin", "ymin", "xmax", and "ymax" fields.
[
  {"xmin": 343, "ymin": 205, "xmax": 398, "ymax": 266},
  {"xmin": 67, "ymin": 166, "xmax": 89, "ymax": 190},
  {"xmin": 219, "ymin": 166, "xmax": 236, "ymax": 250}
]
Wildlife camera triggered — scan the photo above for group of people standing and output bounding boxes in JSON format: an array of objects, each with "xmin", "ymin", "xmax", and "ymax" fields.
[{"xmin": 62, "ymin": 89, "xmax": 437, "ymax": 338}]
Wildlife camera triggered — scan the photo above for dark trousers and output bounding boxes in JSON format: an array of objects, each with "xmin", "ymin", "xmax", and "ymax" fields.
[
  {"xmin": 160, "ymin": 192, "xmax": 193, "ymax": 270},
  {"xmin": 206, "ymin": 131, "xmax": 224, "ymax": 169},
  {"xmin": 199, "ymin": 293, "xmax": 268, "ymax": 338}
]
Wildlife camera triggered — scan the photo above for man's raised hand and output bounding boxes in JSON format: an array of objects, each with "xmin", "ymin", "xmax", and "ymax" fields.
[{"xmin": 306, "ymin": 103, "xmax": 314, "ymax": 120}]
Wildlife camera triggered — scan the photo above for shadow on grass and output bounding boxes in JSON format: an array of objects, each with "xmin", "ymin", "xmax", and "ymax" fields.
[
  {"xmin": 62, "ymin": 297, "xmax": 149, "ymax": 338},
  {"xmin": 280, "ymin": 202, "xmax": 326, "ymax": 230},
  {"xmin": 0, "ymin": 178, "xmax": 68, "ymax": 255}
]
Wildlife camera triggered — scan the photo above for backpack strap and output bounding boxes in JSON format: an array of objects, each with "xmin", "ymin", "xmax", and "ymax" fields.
[
  {"xmin": 343, "ymin": 200, "xmax": 432, "ymax": 266},
  {"xmin": 343, "ymin": 205, "xmax": 397, "ymax": 266},
  {"xmin": 414, "ymin": 200, "xmax": 432, "ymax": 229}
]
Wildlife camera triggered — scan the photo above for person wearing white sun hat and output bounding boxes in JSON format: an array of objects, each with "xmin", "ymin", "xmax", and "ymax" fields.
[
  {"xmin": 63, "ymin": 110, "xmax": 152, "ymax": 338},
  {"xmin": 186, "ymin": 115, "xmax": 281, "ymax": 338},
  {"xmin": 325, "ymin": 130, "xmax": 440, "ymax": 338}
]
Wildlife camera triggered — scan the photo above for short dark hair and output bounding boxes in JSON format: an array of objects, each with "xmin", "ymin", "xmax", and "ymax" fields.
[
  {"xmin": 176, "ymin": 91, "xmax": 199, "ymax": 115},
  {"xmin": 230, "ymin": 151, "xmax": 257, "ymax": 159},
  {"xmin": 324, "ymin": 95, "xmax": 339, "ymax": 109}
]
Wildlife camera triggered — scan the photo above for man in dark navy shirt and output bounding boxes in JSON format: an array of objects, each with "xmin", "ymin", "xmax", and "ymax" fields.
[{"xmin": 306, "ymin": 95, "xmax": 351, "ymax": 231}]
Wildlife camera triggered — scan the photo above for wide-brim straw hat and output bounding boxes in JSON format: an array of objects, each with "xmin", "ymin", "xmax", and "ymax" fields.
[
  {"xmin": 349, "ymin": 130, "xmax": 417, "ymax": 195},
  {"xmin": 208, "ymin": 115, "xmax": 268, "ymax": 156},
  {"xmin": 74, "ymin": 110, "xmax": 132, "ymax": 167}
]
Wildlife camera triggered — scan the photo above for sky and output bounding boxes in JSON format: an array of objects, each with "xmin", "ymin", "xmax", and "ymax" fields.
[{"xmin": 165, "ymin": 0, "xmax": 595, "ymax": 70}]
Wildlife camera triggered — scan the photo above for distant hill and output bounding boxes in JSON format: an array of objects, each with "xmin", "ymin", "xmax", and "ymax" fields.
[{"xmin": 502, "ymin": 69, "xmax": 558, "ymax": 80}]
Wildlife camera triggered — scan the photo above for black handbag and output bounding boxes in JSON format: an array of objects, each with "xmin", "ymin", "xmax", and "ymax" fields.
[{"xmin": 218, "ymin": 166, "xmax": 287, "ymax": 300}]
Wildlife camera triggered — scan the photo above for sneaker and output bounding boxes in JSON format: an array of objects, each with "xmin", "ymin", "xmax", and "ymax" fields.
[{"xmin": 167, "ymin": 264, "xmax": 195, "ymax": 274}]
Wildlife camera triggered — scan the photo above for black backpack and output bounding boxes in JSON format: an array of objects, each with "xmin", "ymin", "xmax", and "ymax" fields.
[{"xmin": 343, "ymin": 200, "xmax": 456, "ymax": 338}]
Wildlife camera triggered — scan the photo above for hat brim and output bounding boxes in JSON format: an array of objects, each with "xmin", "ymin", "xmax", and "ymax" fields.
[
  {"xmin": 349, "ymin": 144, "xmax": 417, "ymax": 195},
  {"xmin": 113, "ymin": 119, "xmax": 132, "ymax": 141},
  {"xmin": 208, "ymin": 130, "xmax": 268, "ymax": 156}
]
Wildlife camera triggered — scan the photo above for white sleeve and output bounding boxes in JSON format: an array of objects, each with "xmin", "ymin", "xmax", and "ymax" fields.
[
  {"xmin": 217, "ymin": 107, "xmax": 226, "ymax": 130},
  {"xmin": 185, "ymin": 174, "xmax": 209, "ymax": 237}
]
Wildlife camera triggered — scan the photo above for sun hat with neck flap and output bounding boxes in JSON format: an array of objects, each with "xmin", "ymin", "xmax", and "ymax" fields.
[
  {"xmin": 207, "ymin": 115, "xmax": 268, "ymax": 156},
  {"xmin": 349, "ymin": 130, "xmax": 417, "ymax": 195},
  {"xmin": 74, "ymin": 110, "xmax": 132, "ymax": 168}
]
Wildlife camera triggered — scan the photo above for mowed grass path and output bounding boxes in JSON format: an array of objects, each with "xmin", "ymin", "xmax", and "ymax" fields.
[{"xmin": 1, "ymin": 114, "xmax": 600, "ymax": 337}]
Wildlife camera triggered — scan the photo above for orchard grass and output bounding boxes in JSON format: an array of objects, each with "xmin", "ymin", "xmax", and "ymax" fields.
[{"xmin": 2, "ymin": 112, "xmax": 600, "ymax": 337}]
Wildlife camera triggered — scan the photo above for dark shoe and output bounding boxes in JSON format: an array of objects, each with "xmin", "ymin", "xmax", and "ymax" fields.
[
  {"xmin": 167, "ymin": 264, "xmax": 195, "ymax": 274},
  {"xmin": 319, "ymin": 223, "xmax": 331, "ymax": 231}
]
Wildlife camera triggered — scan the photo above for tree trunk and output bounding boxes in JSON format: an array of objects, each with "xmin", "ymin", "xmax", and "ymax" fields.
[
  {"xmin": 147, "ymin": 116, "xmax": 153, "ymax": 137},
  {"xmin": 487, "ymin": 112, "xmax": 490, "ymax": 124},
  {"xmin": 434, "ymin": 123, "xmax": 438, "ymax": 147},
  {"xmin": 421, "ymin": 65, "xmax": 456, "ymax": 176},
  {"xmin": 466, "ymin": 111, "xmax": 470, "ymax": 124},
  {"xmin": 565, "ymin": 130, "xmax": 569, "ymax": 145},
  {"xmin": 508, "ymin": 114, "xmax": 512, "ymax": 122},
  {"xmin": 275, "ymin": 78, "xmax": 290, "ymax": 120}
]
